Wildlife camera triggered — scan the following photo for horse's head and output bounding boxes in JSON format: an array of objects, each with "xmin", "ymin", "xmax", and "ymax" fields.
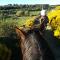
[
  {"xmin": 15, "ymin": 27, "xmax": 55, "ymax": 60},
  {"xmin": 15, "ymin": 27, "xmax": 42, "ymax": 60}
]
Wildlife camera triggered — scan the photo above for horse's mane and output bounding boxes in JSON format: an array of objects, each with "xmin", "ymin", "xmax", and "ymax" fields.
[
  {"xmin": 23, "ymin": 30, "xmax": 55, "ymax": 60},
  {"xmin": 22, "ymin": 30, "xmax": 42, "ymax": 60},
  {"xmin": 15, "ymin": 27, "xmax": 42, "ymax": 60}
]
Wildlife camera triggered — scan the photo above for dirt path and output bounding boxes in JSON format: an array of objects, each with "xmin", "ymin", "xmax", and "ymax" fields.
[{"xmin": 43, "ymin": 30, "xmax": 60, "ymax": 60}]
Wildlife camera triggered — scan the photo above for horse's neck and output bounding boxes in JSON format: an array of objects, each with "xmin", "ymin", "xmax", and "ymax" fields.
[
  {"xmin": 21, "ymin": 31, "xmax": 41, "ymax": 60},
  {"xmin": 16, "ymin": 28, "xmax": 41, "ymax": 60}
]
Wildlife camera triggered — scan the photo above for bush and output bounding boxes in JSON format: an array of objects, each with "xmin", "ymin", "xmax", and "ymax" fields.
[{"xmin": 48, "ymin": 7, "xmax": 60, "ymax": 38}]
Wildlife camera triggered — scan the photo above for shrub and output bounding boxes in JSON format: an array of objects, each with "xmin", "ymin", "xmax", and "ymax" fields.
[{"xmin": 48, "ymin": 7, "xmax": 60, "ymax": 38}]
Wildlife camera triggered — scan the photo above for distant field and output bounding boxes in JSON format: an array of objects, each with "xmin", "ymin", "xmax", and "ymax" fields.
[{"xmin": 29, "ymin": 11, "xmax": 40, "ymax": 16}]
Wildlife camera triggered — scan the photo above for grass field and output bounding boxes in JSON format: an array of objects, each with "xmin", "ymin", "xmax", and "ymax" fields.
[{"xmin": 0, "ymin": 16, "xmax": 35, "ymax": 36}]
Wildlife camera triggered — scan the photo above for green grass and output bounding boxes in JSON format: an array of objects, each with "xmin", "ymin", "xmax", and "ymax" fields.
[
  {"xmin": 29, "ymin": 11, "xmax": 40, "ymax": 16},
  {"xmin": 0, "ymin": 16, "xmax": 33, "ymax": 36}
]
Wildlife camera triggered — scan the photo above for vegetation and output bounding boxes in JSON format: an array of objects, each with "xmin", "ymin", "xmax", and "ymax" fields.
[
  {"xmin": 0, "ymin": 4, "xmax": 53, "ymax": 19},
  {"xmin": 48, "ymin": 6, "xmax": 60, "ymax": 38}
]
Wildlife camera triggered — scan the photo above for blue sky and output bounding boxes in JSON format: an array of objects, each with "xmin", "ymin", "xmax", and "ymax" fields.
[{"xmin": 0, "ymin": 0, "xmax": 60, "ymax": 5}]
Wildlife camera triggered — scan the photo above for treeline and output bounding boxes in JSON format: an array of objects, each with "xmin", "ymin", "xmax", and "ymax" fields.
[
  {"xmin": 0, "ymin": 4, "xmax": 50, "ymax": 10},
  {"xmin": 0, "ymin": 4, "xmax": 58, "ymax": 20}
]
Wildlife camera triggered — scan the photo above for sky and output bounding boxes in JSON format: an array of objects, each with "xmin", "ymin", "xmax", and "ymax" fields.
[{"xmin": 0, "ymin": 0, "xmax": 60, "ymax": 6}]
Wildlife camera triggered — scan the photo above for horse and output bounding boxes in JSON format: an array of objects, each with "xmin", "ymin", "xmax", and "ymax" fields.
[{"xmin": 15, "ymin": 27, "xmax": 55, "ymax": 60}]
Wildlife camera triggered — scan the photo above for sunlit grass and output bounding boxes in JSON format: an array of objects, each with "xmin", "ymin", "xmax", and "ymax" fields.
[{"xmin": 0, "ymin": 16, "xmax": 33, "ymax": 36}]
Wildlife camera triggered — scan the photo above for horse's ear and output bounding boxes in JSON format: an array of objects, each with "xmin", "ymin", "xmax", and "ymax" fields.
[{"xmin": 15, "ymin": 27, "xmax": 26, "ymax": 40}]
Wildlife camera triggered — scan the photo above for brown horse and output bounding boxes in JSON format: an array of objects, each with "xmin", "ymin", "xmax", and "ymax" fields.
[{"xmin": 15, "ymin": 27, "xmax": 55, "ymax": 60}]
